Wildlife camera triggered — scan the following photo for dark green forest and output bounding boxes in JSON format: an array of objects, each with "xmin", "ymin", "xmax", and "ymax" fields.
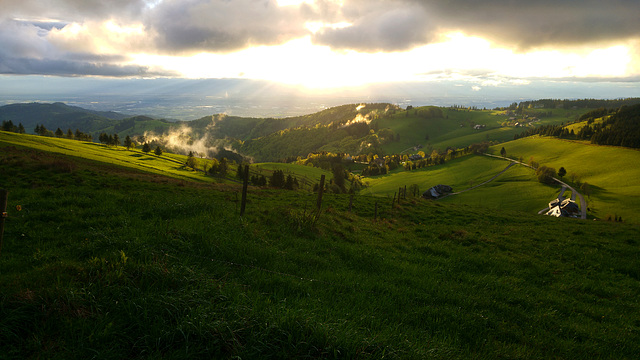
[{"xmin": 514, "ymin": 103, "xmax": 640, "ymax": 148}]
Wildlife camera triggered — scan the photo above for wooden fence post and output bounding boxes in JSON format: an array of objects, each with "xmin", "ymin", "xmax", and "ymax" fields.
[
  {"xmin": 404, "ymin": 185, "xmax": 407, "ymax": 200},
  {"xmin": 374, "ymin": 201, "xmax": 378, "ymax": 221},
  {"xmin": 240, "ymin": 165, "xmax": 249, "ymax": 217},
  {"xmin": 316, "ymin": 175, "xmax": 325, "ymax": 210},
  {"xmin": 0, "ymin": 189, "xmax": 8, "ymax": 257}
]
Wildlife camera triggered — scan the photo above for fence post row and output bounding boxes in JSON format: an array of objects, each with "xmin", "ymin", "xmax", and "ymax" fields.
[{"xmin": 374, "ymin": 201, "xmax": 378, "ymax": 221}]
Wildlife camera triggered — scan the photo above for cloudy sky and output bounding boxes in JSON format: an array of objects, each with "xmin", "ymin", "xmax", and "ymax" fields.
[{"xmin": 1, "ymin": 0, "xmax": 640, "ymax": 93}]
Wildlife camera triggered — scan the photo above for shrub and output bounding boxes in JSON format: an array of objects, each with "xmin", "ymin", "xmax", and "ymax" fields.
[{"xmin": 536, "ymin": 166, "xmax": 556, "ymax": 184}]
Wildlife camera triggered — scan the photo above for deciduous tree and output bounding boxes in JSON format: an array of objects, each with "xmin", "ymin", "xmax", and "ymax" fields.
[
  {"xmin": 186, "ymin": 151, "xmax": 197, "ymax": 169},
  {"xmin": 536, "ymin": 166, "xmax": 556, "ymax": 184},
  {"xmin": 558, "ymin": 167, "xmax": 567, "ymax": 179}
]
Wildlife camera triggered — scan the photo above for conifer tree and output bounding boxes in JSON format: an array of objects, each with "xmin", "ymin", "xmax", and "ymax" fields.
[{"xmin": 124, "ymin": 135, "xmax": 133, "ymax": 150}]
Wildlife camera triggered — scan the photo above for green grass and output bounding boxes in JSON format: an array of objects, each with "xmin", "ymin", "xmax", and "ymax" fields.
[
  {"xmin": 360, "ymin": 155, "xmax": 509, "ymax": 196},
  {"xmin": 250, "ymin": 162, "xmax": 333, "ymax": 189},
  {"xmin": 0, "ymin": 131, "xmax": 214, "ymax": 183},
  {"xmin": 0, "ymin": 132, "xmax": 333, "ymax": 191},
  {"xmin": 494, "ymin": 136, "xmax": 640, "ymax": 222},
  {"xmin": 360, "ymin": 154, "xmax": 559, "ymax": 214},
  {"xmin": 378, "ymin": 107, "xmax": 590, "ymax": 154},
  {"xmin": 1, "ymin": 142, "xmax": 639, "ymax": 359}
]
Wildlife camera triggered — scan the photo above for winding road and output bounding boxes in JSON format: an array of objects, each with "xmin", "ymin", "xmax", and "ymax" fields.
[{"xmin": 482, "ymin": 153, "xmax": 587, "ymax": 219}]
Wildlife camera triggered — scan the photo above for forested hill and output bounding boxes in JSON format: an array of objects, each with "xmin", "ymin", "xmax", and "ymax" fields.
[
  {"xmin": 519, "ymin": 98, "xmax": 640, "ymax": 110},
  {"xmin": 0, "ymin": 102, "xmax": 172, "ymax": 139},
  {"xmin": 180, "ymin": 103, "xmax": 396, "ymax": 141},
  {"xmin": 0, "ymin": 102, "xmax": 128, "ymax": 130},
  {"xmin": 0, "ymin": 102, "xmax": 128, "ymax": 131},
  {"xmin": 588, "ymin": 104, "xmax": 640, "ymax": 147},
  {"xmin": 515, "ymin": 103, "xmax": 640, "ymax": 148}
]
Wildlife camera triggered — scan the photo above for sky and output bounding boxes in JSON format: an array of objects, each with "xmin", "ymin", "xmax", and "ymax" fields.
[{"xmin": 1, "ymin": 0, "xmax": 640, "ymax": 98}]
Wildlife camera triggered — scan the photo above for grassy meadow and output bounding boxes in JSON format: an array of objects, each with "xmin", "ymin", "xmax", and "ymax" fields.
[
  {"xmin": 378, "ymin": 107, "xmax": 589, "ymax": 154},
  {"xmin": 360, "ymin": 154, "xmax": 560, "ymax": 215},
  {"xmin": 492, "ymin": 136, "xmax": 640, "ymax": 223},
  {"xmin": 2, "ymin": 133, "xmax": 640, "ymax": 358},
  {"xmin": 249, "ymin": 162, "xmax": 333, "ymax": 190},
  {"xmin": 0, "ymin": 131, "xmax": 215, "ymax": 183}
]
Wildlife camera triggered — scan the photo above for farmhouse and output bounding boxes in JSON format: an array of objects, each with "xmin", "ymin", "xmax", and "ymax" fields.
[
  {"xmin": 422, "ymin": 184, "xmax": 453, "ymax": 199},
  {"xmin": 546, "ymin": 199, "xmax": 580, "ymax": 218}
]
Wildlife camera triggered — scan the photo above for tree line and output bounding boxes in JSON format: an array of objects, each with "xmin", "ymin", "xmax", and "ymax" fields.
[
  {"xmin": 514, "ymin": 104, "xmax": 640, "ymax": 149},
  {"xmin": 2, "ymin": 120, "xmax": 25, "ymax": 134},
  {"xmin": 33, "ymin": 124, "xmax": 93, "ymax": 142}
]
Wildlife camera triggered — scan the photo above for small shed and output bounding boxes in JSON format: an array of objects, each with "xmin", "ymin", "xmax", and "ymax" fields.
[{"xmin": 422, "ymin": 184, "xmax": 453, "ymax": 199}]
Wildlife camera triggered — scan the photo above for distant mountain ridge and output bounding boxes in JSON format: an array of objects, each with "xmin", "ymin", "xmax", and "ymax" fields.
[
  {"xmin": 3, "ymin": 99, "xmax": 640, "ymax": 163},
  {"xmin": 0, "ymin": 102, "xmax": 128, "ymax": 132}
]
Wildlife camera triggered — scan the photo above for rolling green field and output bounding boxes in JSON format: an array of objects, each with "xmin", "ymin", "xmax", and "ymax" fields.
[
  {"xmin": 493, "ymin": 136, "xmax": 640, "ymax": 223},
  {"xmin": 360, "ymin": 154, "xmax": 561, "ymax": 216},
  {"xmin": 0, "ymin": 131, "xmax": 214, "ymax": 183},
  {"xmin": 378, "ymin": 107, "xmax": 589, "ymax": 154},
  {"xmin": 439, "ymin": 162, "xmax": 561, "ymax": 214},
  {"xmin": 1, "ymin": 137, "xmax": 640, "ymax": 359},
  {"xmin": 249, "ymin": 162, "xmax": 333, "ymax": 190},
  {"xmin": 0, "ymin": 132, "xmax": 332, "ymax": 190}
]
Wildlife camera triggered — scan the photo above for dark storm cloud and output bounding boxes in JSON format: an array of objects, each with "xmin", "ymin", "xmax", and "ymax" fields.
[
  {"xmin": 429, "ymin": 0, "xmax": 640, "ymax": 49},
  {"xmin": 0, "ymin": 0, "xmax": 147, "ymax": 21},
  {"xmin": 146, "ymin": 0, "xmax": 310, "ymax": 53},
  {"xmin": 312, "ymin": 0, "xmax": 640, "ymax": 51},
  {"xmin": 0, "ymin": 0, "xmax": 637, "ymax": 77},
  {"xmin": 312, "ymin": 1, "xmax": 436, "ymax": 52},
  {"xmin": 0, "ymin": 56, "xmax": 176, "ymax": 77},
  {"xmin": 0, "ymin": 19, "xmax": 176, "ymax": 77}
]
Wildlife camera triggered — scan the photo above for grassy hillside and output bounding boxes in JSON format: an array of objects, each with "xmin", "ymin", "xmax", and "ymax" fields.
[
  {"xmin": 491, "ymin": 136, "xmax": 640, "ymax": 223},
  {"xmin": 0, "ymin": 131, "xmax": 213, "ymax": 183},
  {"xmin": 0, "ymin": 132, "xmax": 336, "ymax": 191},
  {"xmin": 0, "ymin": 102, "xmax": 593, "ymax": 163},
  {"xmin": 361, "ymin": 130, "xmax": 640, "ymax": 223},
  {"xmin": 361, "ymin": 154, "xmax": 561, "ymax": 215},
  {"xmin": 1, "ymin": 138, "xmax": 639, "ymax": 359},
  {"xmin": 251, "ymin": 162, "xmax": 333, "ymax": 189},
  {"xmin": 377, "ymin": 107, "xmax": 589, "ymax": 155}
]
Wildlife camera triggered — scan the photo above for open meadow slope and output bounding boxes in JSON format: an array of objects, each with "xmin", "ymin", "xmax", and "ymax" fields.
[
  {"xmin": 1, "ymin": 131, "xmax": 640, "ymax": 359},
  {"xmin": 0, "ymin": 131, "xmax": 215, "ymax": 183},
  {"xmin": 360, "ymin": 154, "xmax": 561, "ymax": 216},
  {"xmin": 377, "ymin": 107, "xmax": 589, "ymax": 155},
  {"xmin": 492, "ymin": 136, "xmax": 640, "ymax": 223}
]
